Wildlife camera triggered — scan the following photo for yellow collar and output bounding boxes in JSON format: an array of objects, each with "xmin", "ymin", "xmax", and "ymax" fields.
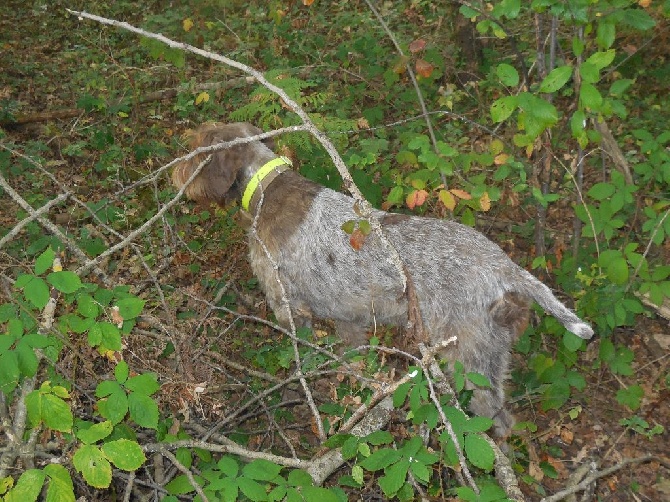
[{"xmin": 241, "ymin": 156, "xmax": 292, "ymax": 211}]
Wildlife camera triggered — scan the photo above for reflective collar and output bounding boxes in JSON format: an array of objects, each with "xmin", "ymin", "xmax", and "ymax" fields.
[{"xmin": 241, "ymin": 156, "xmax": 292, "ymax": 211}]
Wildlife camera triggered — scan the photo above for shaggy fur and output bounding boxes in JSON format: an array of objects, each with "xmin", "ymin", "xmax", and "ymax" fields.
[{"xmin": 172, "ymin": 122, "xmax": 594, "ymax": 437}]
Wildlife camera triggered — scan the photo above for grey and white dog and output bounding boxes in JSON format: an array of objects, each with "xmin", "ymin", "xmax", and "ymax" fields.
[{"xmin": 172, "ymin": 122, "xmax": 594, "ymax": 436}]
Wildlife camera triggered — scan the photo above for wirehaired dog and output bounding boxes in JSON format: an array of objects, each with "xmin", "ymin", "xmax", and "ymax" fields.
[{"xmin": 172, "ymin": 122, "xmax": 594, "ymax": 436}]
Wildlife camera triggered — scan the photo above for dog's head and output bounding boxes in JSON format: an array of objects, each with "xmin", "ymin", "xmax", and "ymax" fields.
[{"xmin": 171, "ymin": 122, "xmax": 275, "ymax": 206}]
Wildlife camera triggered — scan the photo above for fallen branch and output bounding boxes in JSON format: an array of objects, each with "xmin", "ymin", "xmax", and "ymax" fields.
[{"xmin": 540, "ymin": 454, "xmax": 667, "ymax": 502}]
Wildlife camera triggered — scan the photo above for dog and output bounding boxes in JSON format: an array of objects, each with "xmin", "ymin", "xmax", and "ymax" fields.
[{"xmin": 172, "ymin": 122, "xmax": 594, "ymax": 436}]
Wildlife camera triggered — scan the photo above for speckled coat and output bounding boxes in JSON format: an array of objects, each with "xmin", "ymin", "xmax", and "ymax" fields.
[{"xmin": 172, "ymin": 122, "xmax": 594, "ymax": 436}]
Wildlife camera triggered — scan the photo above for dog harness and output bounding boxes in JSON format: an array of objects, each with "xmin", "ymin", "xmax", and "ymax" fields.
[{"xmin": 241, "ymin": 156, "xmax": 293, "ymax": 212}]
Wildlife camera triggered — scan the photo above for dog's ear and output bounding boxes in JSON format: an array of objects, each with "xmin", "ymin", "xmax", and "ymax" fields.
[
  {"xmin": 172, "ymin": 125, "xmax": 244, "ymax": 206},
  {"xmin": 238, "ymin": 123, "xmax": 275, "ymax": 151}
]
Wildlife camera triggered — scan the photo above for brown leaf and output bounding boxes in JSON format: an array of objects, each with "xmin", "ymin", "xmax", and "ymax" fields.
[
  {"xmin": 349, "ymin": 228, "xmax": 367, "ymax": 250},
  {"xmin": 560, "ymin": 427, "xmax": 574, "ymax": 444},
  {"xmin": 406, "ymin": 189, "xmax": 428, "ymax": 210},
  {"xmin": 303, "ymin": 0, "xmax": 315, "ymax": 5},
  {"xmin": 415, "ymin": 59, "xmax": 434, "ymax": 78},
  {"xmin": 408, "ymin": 39, "xmax": 426, "ymax": 53},
  {"xmin": 111, "ymin": 306, "xmax": 124, "ymax": 328},
  {"xmin": 450, "ymin": 188, "xmax": 472, "ymax": 200}
]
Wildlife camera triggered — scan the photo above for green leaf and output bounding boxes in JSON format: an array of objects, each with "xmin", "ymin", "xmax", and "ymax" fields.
[
  {"xmin": 238, "ymin": 477, "xmax": 268, "ymax": 502},
  {"xmin": 43, "ymin": 464, "xmax": 75, "ymax": 502},
  {"xmin": 585, "ymin": 50, "xmax": 615, "ymax": 71},
  {"xmin": 115, "ymin": 297, "xmax": 145, "ymax": 320},
  {"xmin": 125, "ymin": 373, "xmax": 159, "ymax": 395},
  {"xmin": 101, "ymin": 439, "xmax": 146, "ymax": 470},
  {"xmin": 16, "ymin": 342, "xmax": 38, "ymax": 377},
  {"xmin": 0, "ymin": 352, "xmax": 21, "ymax": 394},
  {"xmin": 563, "ymin": 331, "xmax": 584, "ymax": 352},
  {"xmin": 454, "ymin": 487, "xmax": 478, "ymax": 502},
  {"xmin": 341, "ymin": 436, "xmax": 359, "ymax": 460},
  {"xmin": 35, "ymin": 248, "xmax": 56, "ymax": 275},
  {"xmin": 128, "ymin": 392, "xmax": 159, "ymax": 429},
  {"xmin": 165, "ymin": 474, "xmax": 200, "ymax": 495},
  {"xmin": 46, "ymin": 271, "xmax": 82, "ymax": 294},
  {"xmin": 97, "ymin": 389, "xmax": 128, "ymax": 425},
  {"xmin": 606, "ymin": 256, "xmax": 629, "ymax": 285},
  {"xmin": 21, "ymin": 275, "xmax": 50, "ymax": 310},
  {"xmin": 300, "ymin": 486, "xmax": 341, "ymax": 502},
  {"xmin": 73, "ymin": 445, "xmax": 112, "ymax": 488},
  {"xmin": 622, "ymin": 9, "xmax": 655, "ymax": 30},
  {"xmin": 466, "ymin": 372, "xmax": 491, "ymax": 388},
  {"xmin": 609, "ymin": 79, "xmax": 634, "ymax": 97},
  {"xmin": 409, "ymin": 459, "xmax": 431, "ymax": 483},
  {"xmin": 616, "ymin": 385, "xmax": 644, "ymax": 411},
  {"xmin": 365, "ymin": 430, "xmax": 394, "ymax": 446},
  {"xmin": 5, "ymin": 469, "xmax": 46, "ymax": 502},
  {"xmin": 588, "ymin": 182, "xmax": 616, "ymax": 200},
  {"xmin": 579, "ymin": 62, "xmax": 599, "ymax": 84},
  {"xmin": 115, "ymin": 361, "xmax": 129, "ymax": 384},
  {"xmin": 596, "ymin": 21, "xmax": 616, "ymax": 49},
  {"xmin": 463, "ymin": 433, "xmax": 495, "ymax": 471},
  {"xmin": 359, "ymin": 448, "xmax": 401, "ymax": 471},
  {"xmin": 40, "ymin": 394, "xmax": 74, "ymax": 432},
  {"xmin": 542, "ymin": 380, "xmax": 570, "ymax": 411},
  {"xmin": 538, "ymin": 65, "xmax": 572, "ymax": 93},
  {"xmin": 609, "ymin": 346, "xmax": 634, "ymax": 376},
  {"xmin": 496, "ymin": 63, "xmax": 519, "ymax": 86},
  {"xmin": 580, "ymin": 83, "xmax": 603, "ymax": 111},
  {"xmin": 378, "ymin": 458, "xmax": 409, "ymax": 497},
  {"xmin": 490, "ymin": 95, "xmax": 517, "ymax": 123},
  {"xmin": 393, "ymin": 381, "xmax": 411, "ymax": 407},
  {"xmin": 88, "ymin": 322, "xmax": 121, "ymax": 351},
  {"xmin": 287, "ymin": 469, "xmax": 313, "ymax": 487},
  {"xmin": 77, "ymin": 420, "xmax": 113, "ymax": 444},
  {"xmin": 463, "ymin": 416, "xmax": 494, "ymax": 433},
  {"xmin": 77, "ymin": 294, "xmax": 99, "ymax": 318},
  {"xmin": 243, "ymin": 459, "xmax": 282, "ymax": 481}
]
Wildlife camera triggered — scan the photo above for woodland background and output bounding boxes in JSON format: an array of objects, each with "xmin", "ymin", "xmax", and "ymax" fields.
[{"xmin": 0, "ymin": 1, "xmax": 669, "ymax": 501}]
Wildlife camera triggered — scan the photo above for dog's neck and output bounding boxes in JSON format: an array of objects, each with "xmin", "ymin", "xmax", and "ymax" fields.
[{"xmin": 238, "ymin": 141, "xmax": 291, "ymax": 213}]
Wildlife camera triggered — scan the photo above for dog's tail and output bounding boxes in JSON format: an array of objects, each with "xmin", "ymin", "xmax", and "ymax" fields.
[{"xmin": 515, "ymin": 269, "xmax": 594, "ymax": 339}]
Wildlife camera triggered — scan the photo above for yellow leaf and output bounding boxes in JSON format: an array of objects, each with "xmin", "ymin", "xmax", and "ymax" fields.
[
  {"xmin": 183, "ymin": 18, "xmax": 194, "ymax": 32},
  {"xmin": 438, "ymin": 189, "xmax": 456, "ymax": 211},
  {"xmin": 195, "ymin": 92, "xmax": 210, "ymax": 105},
  {"xmin": 489, "ymin": 139, "xmax": 504, "ymax": 155},
  {"xmin": 479, "ymin": 192, "xmax": 491, "ymax": 212},
  {"xmin": 494, "ymin": 153, "xmax": 509, "ymax": 165},
  {"xmin": 303, "ymin": 0, "xmax": 315, "ymax": 5}
]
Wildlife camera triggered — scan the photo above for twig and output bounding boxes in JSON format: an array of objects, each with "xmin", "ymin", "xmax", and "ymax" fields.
[
  {"xmin": 158, "ymin": 447, "xmax": 210, "ymax": 502},
  {"xmin": 145, "ymin": 440, "xmax": 307, "ymax": 470},
  {"xmin": 540, "ymin": 455, "xmax": 662, "ymax": 502},
  {"xmin": 363, "ymin": 0, "xmax": 445, "ymax": 186},
  {"xmin": 0, "ymin": 169, "xmax": 110, "ymax": 284}
]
